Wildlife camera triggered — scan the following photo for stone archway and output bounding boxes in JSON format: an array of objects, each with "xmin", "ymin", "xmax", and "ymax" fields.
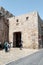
[{"xmin": 13, "ymin": 32, "xmax": 21, "ymax": 47}]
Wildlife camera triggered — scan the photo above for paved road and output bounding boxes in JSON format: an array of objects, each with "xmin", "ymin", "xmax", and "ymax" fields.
[{"xmin": 6, "ymin": 49, "xmax": 43, "ymax": 65}]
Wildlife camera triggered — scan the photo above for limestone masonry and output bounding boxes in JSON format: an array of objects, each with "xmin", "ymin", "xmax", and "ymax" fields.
[{"xmin": 0, "ymin": 7, "xmax": 43, "ymax": 49}]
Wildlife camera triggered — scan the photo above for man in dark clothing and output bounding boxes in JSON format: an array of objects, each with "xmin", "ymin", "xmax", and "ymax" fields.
[
  {"xmin": 4, "ymin": 42, "xmax": 9, "ymax": 52},
  {"xmin": 19, "ymin": 41, "xmax": 23, "ymax": 50}
]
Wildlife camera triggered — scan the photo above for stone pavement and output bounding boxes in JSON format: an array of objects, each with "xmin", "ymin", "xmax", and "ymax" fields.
[
  {"xmin": 0, "ymin": 48, "xmax": 38, "ymax": 65},
  {"xmin": 6, "ymin": 49, "xmax": 43, "ymax": 65}
]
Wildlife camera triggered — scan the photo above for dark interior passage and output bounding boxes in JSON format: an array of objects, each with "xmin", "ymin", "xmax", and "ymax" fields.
[{"xmin": 13, "ymin": 32, "xmax": 21, "ymax": 47}]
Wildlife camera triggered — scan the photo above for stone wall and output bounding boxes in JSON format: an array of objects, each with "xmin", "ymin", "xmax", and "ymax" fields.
[
  {"xmin": 0, "ymin": 7, "xmax": 14, "ymax": 18},
  {"xmin": 0, "ymin": 17, "xmax": 9, "ymax": 44},
  {"xmin": 9, "ymin": 12, "xmax": 39, "ymax": 49}
]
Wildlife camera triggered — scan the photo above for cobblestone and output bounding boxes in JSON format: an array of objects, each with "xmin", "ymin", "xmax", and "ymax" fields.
[{"xmin": 0, "ymin": 48, "xmax": 38, "ymax": 65}]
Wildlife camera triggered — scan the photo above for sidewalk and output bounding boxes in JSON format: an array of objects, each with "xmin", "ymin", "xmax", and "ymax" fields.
[{"xmin": 0, "ymin": 48, "xmax": 38, "ymax": 65}]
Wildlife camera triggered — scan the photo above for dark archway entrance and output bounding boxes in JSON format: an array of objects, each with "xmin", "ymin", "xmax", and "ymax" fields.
[{"xmin": 13, "ymin": 32, "xmax": 21, "ymax": 47}]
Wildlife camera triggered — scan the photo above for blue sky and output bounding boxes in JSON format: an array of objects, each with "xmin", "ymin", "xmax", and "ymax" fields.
[{"xmin": 0, "ymin": 0, "xmax": 43, "ymax": 19}]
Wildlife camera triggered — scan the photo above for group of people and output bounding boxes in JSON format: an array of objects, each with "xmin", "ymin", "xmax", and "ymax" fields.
[
  {"xmin": 4, "ymin": 42, "xmax": 11, "ymax": 52},
  {"xmin": 0, "ymin": 41, "xmax": 23, "ymax": 52}
]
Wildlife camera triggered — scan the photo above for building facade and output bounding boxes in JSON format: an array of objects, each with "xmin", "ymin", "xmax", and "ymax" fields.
[
  {"xmin": 0, "ymin": 7, "xmax": 43, "ymax": 49},
  {"xmin": 0, "ymin": 7, "xmax": 14, "ymax": 18},
  {"xmin": 0, "ymin": 16, "xmax": 9, "ymax": 47},
  {"xmin": 0, "ymin": 6, "xmax": 14, "ymax": 45},
  {"xmin": 9, "ymin": 12, "xmax": 43, "ymax": 49}
]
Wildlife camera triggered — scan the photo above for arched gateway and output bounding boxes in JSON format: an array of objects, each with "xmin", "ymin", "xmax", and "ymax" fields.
[{"xmin": 13, "ymin": 32, "xmax": 21, "ymax": 47}]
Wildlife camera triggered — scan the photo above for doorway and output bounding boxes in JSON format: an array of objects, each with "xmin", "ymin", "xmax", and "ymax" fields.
[{"xmin": 13, "ymin": 32, "xmax": 21, "ymax": 47}]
